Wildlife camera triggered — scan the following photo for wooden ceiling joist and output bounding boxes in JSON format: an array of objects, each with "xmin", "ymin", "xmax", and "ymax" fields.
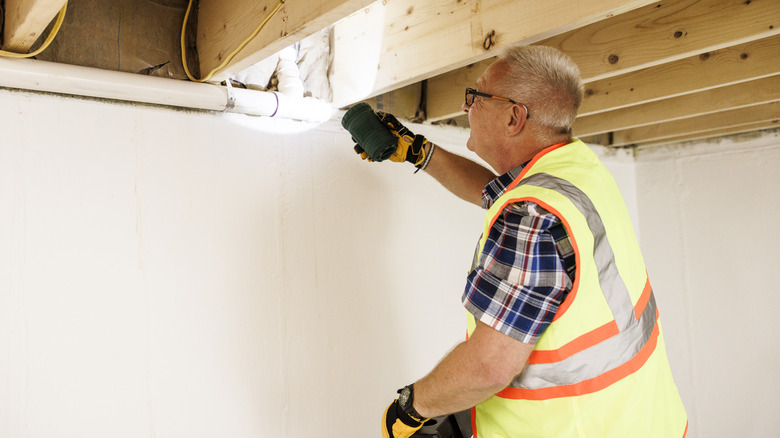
[
  {"xmin": 330, "ymin": 0, "xmax": 658, "ymax": 107},
  {"xmin": 634, "ymin": 121, "xmax": 780, "ymax": 147},
  {"xmin": 607, "ymin": 101, "xmax": 780, "ymax": 147},
  {"xmin": 545, "ymin": 0, "xmax": 779, "ymax": 82},
  {"xmin": 425, "ymin": 0, "xmax": 780, "ymax": 122},
  {"xmin": 579, "ymin": 35, "xmax": 780, "ymax": 117},
  {"xmin": 427, "ymin": 61, "xmax": 490, "ymax": 122},
  {"xmin": 197, "ymin": 0, "xmax": 374, "ymax": 83},
  {"xmin": 1, "ymin": 0, "xmax": 67, "ymax": 53},
  {"xmin": 574, "ymin": 75, "xmax": 780, "ymax": 137}
]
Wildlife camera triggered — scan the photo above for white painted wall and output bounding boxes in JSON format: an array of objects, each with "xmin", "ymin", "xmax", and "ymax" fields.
[
  {"xmin": 0, "ymin": 89, "xmax": 482, "ymax": 438},
  {"xmin": 2, "ymin": 87, "xmax": 777, "ymax": 438},
  {"xmin": 634, "ymin": 131, "xmax": 780, "ymax": 438}
]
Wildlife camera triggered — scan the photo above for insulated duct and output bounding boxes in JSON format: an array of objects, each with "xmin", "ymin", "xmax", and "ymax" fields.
[{"xmin": 0, "ymin": 57, "xmax": 333, "ymax": 123}]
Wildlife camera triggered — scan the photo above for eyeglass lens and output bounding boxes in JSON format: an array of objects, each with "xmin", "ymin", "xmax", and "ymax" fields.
[{"xmin": 465, "ymin": 88, "xmax": 475, "ymax": 106}]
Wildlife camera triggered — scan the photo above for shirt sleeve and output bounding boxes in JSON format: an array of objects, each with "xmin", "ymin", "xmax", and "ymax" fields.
[{"xmin": 462, "ymin": 201, "xmax": 573, "ymax": 344}]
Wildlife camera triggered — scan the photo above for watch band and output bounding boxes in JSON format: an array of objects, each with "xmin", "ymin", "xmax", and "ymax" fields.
[{"xmin": 398, "ymin": 384, "xmax": 426, "ymax": 422}]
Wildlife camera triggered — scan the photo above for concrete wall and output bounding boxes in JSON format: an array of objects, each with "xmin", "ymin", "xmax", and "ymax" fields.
[
  {"xmin": 634, "ymin": 130, "xmax": 780, "ymax": 438},
  {"xmin": 2, "ymin": 87, "xmax": 777, "ymax": 437}
]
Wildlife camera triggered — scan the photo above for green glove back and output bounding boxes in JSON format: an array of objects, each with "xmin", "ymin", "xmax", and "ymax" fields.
[
  {"xmin": 341, "ymin": 103, "xmax": 429, "ymax": 169},
  {"xmin": 341, "ymin": 103, "xmax": 398, "ymax": 161}
]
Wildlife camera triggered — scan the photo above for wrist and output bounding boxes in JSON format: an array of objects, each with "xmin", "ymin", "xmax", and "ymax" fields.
[
  {"xmin": 422, "ymin": 142, "xmax": 433, "ymax": 159},
  {"xmin": 411, "ymin": 399, "xmax": 428, "ymax": 422},
  {"xmin": 414, "ymin": 141, "xmax": 436, "ymax": 174}
]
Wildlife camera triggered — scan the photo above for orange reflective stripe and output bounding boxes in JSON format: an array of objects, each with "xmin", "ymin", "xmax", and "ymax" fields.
[
  {"xmin": 508, "ymin": 142, "xmax": 569, "ymax": 191},
  {"xmin": 471, "ymin": 407, "xmax": 478, "ymax": 438},
  {"xmin": 528, "ymin": 320, "xmax": 618, "ymax": 364},
  {"xmin": 634, "ymin": 276, "xmax": 653, "ymax": 320},
  {"xmin": 496, "ymin": 311, "xmax": 660, "ymax": 401}
]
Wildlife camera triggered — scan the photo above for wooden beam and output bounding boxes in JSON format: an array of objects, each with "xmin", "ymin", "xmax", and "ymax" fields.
[
  {"xmin": 579, "ymin": 133, "xmax": 613, "ymax": 147},
  {"xmin": 581, "ymin": 121, "xmax": 780, "ymax": 147},
  {"xmin": 197, "ymin": 0, "xmax": 374, "ymax": 83},
  {"xmin": 545, "ymin": 0, "xmax": 780, "ymax": 82},
  {"xmin": 2, "ymin": 0, "xmax": 66, "ymax": 53},
  {"xmin": 580, "ymin": 35, "xmax": 780, "ymax": 116},
  {"xmin": 633, "ymin": 121, "xmax": 780, "ymax": 147},
  {"xmin": 426, "ymin": 0, "xmax": 780, "ymax": 122},
  {"xmin": 573, "ymin": 75, "xmax": 780, "ymax": 136},
  {"xmin": 609, "ymin": 101, "xmax": 780, "ymax": 146},
  {"xmin": 331, "ymin": 0, "xmax": 657, "ymax": 107},
  {"xmin": 427, "ymin": 60, "xmax": 491, "ymax": 122},
  {"xmin": 360, "ymin": 83, "xmax": 423, "ymax": 121}
]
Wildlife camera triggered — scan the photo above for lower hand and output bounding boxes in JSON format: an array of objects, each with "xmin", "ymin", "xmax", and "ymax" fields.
[{"xmin": 382, "ymin": 399, "xmax": 428, "ymax": 438}]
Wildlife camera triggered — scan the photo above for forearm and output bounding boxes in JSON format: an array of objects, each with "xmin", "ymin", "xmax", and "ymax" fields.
[
  {"xmin": 411, "ymin": 321, "xmax": 535, "ymax": 419},
  {"xmin": 423, "ymin": 144, "xmax": 496, "ymax": 207},
  {"xmin": 412, "ymin": 340, "xmax": 507, "ymax": 418}
]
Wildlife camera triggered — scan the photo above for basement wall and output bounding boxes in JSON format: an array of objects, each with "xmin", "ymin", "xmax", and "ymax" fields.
[
  {"xmin": 634, "ymin": 130, "xmax": 780, "ymax": 438},
  {"xmin": 1, "ymin": 87, "xmax": 775, "ymax": 437},
  {"xmin": 0, "ymin": 88, "xmax": 483, "ymax": 438}
]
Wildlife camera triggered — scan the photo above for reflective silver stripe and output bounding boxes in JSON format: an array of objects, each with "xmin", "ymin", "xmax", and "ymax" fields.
[
  {"xmin": 515, "ymin": 173, "xmax": 635, "ymax": 332},
  {"xmin": 509, "ymin": 292, "xmax": 656, "ymax": 389}
]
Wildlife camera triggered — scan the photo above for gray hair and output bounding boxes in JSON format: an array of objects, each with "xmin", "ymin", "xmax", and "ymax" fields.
[{"xmin": 497, "ymin": 45, "xmax": 584, "ymax": 134}]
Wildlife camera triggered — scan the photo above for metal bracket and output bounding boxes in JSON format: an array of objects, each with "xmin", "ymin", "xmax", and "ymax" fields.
[{"xmin": 224, "ymin": 79, "xmax": 236, "ymax": 111}]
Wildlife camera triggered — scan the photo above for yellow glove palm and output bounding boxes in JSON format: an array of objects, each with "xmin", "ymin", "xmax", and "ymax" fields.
[
  {"xmin": 376, "ymin": 112, "xmax": 428, "ymax": 167},
  {"xmin": 382, "ymin": 400, "xmax": 425, "ymax": 438}
]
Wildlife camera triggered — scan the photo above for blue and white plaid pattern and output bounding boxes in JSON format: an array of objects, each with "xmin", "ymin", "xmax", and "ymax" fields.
[{"xmin": 462, "ymin": 166, "xmax": 575, "ymax": 344}]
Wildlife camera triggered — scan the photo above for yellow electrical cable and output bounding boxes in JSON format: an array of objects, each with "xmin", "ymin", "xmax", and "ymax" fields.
[
  {"xmin": 181, "ymin": 0, "xmax": 286, "ymax": 83},
  {"xmin": 0, "ymin": 2, "xmax": 68, "ymax": 58}
]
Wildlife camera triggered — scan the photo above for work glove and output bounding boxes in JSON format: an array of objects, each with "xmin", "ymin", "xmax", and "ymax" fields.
[
  {"xmin": 382, "ymin": 398, "xmax": 434, "ymax": 438},
  {"xmin": 354, "ymin": 112, "xmax": 430, "ymax": 170},
  {"xmin": 382, "ymin": 389, "xmax": 439, "ymax": 438}
]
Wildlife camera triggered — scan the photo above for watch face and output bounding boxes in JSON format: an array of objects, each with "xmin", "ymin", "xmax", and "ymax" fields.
[{"xmin": 398, "ymin": 387, "xmax": 410, "ymax": 406}]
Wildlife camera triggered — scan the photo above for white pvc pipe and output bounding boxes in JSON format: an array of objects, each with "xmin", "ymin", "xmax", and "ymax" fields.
[
  {"xmin": 276, "ymin": 46, "xmax": 305, "ymax": 98},
  {"xmin": 0, "ymin": 57, "xmax": 333, "ymax": 123}
]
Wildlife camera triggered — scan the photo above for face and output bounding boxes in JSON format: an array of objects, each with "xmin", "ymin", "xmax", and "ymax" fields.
[{"xmin": 463, "ymin": 60, "xmax": 513, "ymax": 169}]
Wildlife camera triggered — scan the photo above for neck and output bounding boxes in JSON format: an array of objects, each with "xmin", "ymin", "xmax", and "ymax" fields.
[{"xmin": 493, "ymin": 125, "xmax": 573, "ymax": 174}]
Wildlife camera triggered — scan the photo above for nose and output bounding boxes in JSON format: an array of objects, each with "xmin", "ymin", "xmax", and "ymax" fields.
[{"xmin": 461, "ymin": 100, "xmax": 470, "ymax": 113}]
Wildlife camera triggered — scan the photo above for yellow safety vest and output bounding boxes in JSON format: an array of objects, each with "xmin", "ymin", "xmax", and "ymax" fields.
[{"xmin": 467, "ymin": 140, "xmax": 687, "ymax": 437}]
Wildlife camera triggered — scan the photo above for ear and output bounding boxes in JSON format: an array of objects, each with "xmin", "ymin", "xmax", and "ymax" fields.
[
  {"xmin": 505, "ymin": 104, "xmax": 527, "ymax": 136},
  {"xmin": 506, "ymin": 105, "xmax": 527, "ymax": 136}
]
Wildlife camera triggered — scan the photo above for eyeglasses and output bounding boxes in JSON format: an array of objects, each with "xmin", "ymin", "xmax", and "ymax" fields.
[{"xmin": 465, "ymin": 88, "xmax": 530, "ymax": 118}]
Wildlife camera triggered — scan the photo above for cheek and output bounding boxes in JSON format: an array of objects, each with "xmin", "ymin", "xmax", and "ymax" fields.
[{"xmin": 467, "ymin": 105, "xmax": 483, "ymax": 129}]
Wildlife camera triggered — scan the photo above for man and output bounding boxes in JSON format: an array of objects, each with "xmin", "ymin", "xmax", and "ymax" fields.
[{"xmin": 346, "ymin": 44, "xmax": 687, "ymax": 437}]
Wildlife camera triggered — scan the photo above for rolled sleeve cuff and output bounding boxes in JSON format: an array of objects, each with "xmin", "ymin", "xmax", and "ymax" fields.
[{"xmin": 462, "ymin": 267, "xmax": 551, "ymax": 345}]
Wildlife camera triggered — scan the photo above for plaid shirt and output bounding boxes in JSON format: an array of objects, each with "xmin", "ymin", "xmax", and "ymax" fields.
[{"xmin": 462, "ymin": 165, "xmax": 576, "ymax": 344}]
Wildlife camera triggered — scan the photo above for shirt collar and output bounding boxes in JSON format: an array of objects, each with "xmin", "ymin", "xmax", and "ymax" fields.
[{"xmin": 481, "ymin": 162, "xmax": 529, "ymax": 209}]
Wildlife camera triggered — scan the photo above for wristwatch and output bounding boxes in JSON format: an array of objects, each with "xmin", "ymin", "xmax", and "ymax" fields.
[{"xmin": 397, "ymin": 384, "xmax": 426, "ymax": 422}]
